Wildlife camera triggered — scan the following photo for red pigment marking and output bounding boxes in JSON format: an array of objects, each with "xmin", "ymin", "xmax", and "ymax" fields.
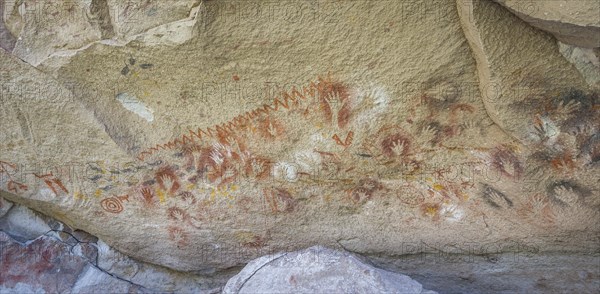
[
  {"xmin": 319, "ymin": 81, "xmax": 352, "ymax": 128},
  {"xmin": 33, "ymin": 172, "xmax": 68, "ymax": 195},
  {"xmin": 100, "ymin": 197, "xmax": 124, "ymax": 213},
  {"xmin": 258, "ymin": 116, "xmax": 285, "ymax": 140},
  {"xmin": 139, "ymin": 187, "xmax": 155, "ymax": 206},
  {"xmin": 0, "ymin": 161, "xmax": 28, "ymax": 193},
  {"xmin": 155, "ymin": 166, "xmax": 181, "ymax": 195},
  {"xmin": 264, "ymin": 188, "xmax": 296, "ymax": 213},
  {"xmin": 332, "ymin": 131, "xmax": 354, "ymax": 148},
  {"xmin": 136, "ymin": 76, "xmax": 336, "ymax": 161},
  {"xmin": 490, "ymin": 146, "xmax": 523, "ymax": 179},
  {"xmin": 381, "ymin": 133, "xmax": 411, "ymax": 157}
]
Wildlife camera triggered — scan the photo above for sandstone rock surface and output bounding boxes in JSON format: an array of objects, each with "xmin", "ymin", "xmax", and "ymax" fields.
[
  {"xmin": 0, "ymin": 0, "xmax": 599, "ymax": 292},
  {"xmin": 494, "ymin": 0, "xmax": 600, "ymax": 48},
  {"xmin": 2, "ymin": 0, "xmax": 201, "ymax": 66}
]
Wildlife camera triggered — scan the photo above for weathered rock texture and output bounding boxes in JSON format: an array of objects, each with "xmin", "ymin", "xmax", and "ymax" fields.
[
  {"xmin": 2, "ymin": 0, "xmax": 200, "ymax": 66},
  {"xmin": 1, "ymin": 0, "xmax": 599, "ymax": 292},
  {"xmin": 0, "ymin": 200, "xmax": 228, "ymax": 293},
  {"xmin": 494, "ymin": 0, "xmax": 600, "ymax": 48}
]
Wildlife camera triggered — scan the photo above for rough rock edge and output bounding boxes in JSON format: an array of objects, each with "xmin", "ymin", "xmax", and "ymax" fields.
[
  {"xmin": 11, "ymin": 0, "xmax": 203, "ymax": 67},
  {"xmin": 494, "ymin": 0, "xmax": 600, "ymax": 48},
  {"xmin": 456, "ymin": 0, "xmax": 526, "ymax": 147},
  {"xmin": 558, "ymin": 42, "xmax": 600, "ymax": 89}
]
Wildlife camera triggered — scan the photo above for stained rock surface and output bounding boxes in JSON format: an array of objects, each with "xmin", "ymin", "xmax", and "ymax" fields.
[
  {"xmin": 0, "ymin": 200, "xmax": 228, "ymax": 293},
  {"xmin": 0, "ymin": 0, "xmax": 599, "ymax": 293}
]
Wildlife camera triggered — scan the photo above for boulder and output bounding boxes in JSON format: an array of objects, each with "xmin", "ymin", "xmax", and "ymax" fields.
[
  {"xmin": 224, "ymin": 246, "xmax": 436, "ymax": 294},
  {"xmin": 0, "ymin": 203, "xmax": 51, "ymax": 242}
]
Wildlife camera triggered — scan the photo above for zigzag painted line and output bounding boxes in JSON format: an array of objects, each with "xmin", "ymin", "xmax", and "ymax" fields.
[{"xmin": 137, "ymin": 76, "xmax": 334, "ymax": 161}]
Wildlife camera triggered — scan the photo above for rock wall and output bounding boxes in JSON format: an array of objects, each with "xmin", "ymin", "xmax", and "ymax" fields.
[{"xmin": 1, "ymin": 0, "xmax": 599, "ymax": 292}]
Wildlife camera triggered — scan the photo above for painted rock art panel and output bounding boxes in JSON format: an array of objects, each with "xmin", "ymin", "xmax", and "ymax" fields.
[{"xmin": 6, "ymin": 74, "xmax": 597, "ymax": 271}]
